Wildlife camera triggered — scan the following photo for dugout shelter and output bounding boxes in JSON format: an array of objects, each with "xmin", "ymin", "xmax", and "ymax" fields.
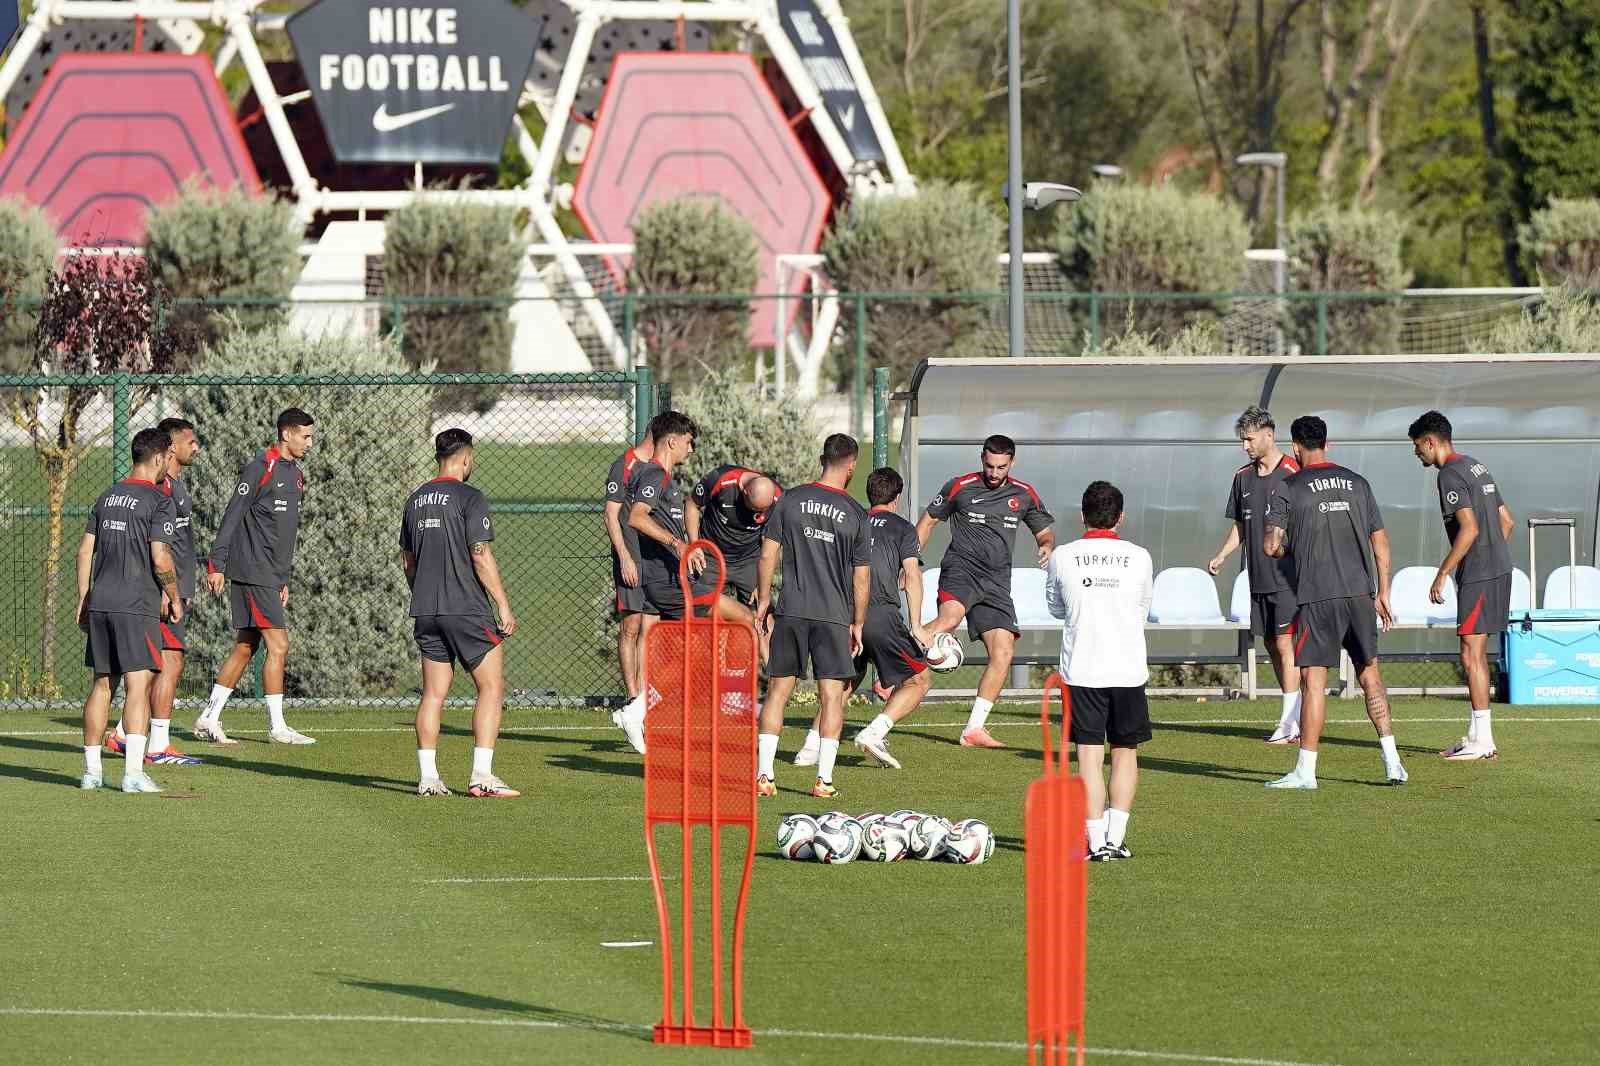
[{"xmin": 898, "ymin": 355, "xmax": 1600, "ymax": 691}]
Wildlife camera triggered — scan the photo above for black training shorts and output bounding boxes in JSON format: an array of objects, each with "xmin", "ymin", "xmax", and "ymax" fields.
[
  {"xmin": 230, "ymin": 582, "xmax": 286, "ymax": 631},
  {"xmin": 852, "ymin": 604, "xmax": 929, "ymax": 689},
  {"xmin": 641, "ymin": 570, "xmax": 717, "ymax": 621},
  {"xmin": 769, "ymin": 616, "xmax": 855, "ymax": 681},
  {"xmin": 414, "ymin": 614, "xmax": 505, "ymax": 670},
  {"xmin": 1250, "ymin": 589, "xmax": 1298, "ymax": 638},
  {"xmin": 937, "ymin": 564, "xmax": 1019, "ymax": 641},
  {"xmin": 1457, "ymin": 574, "xmax": 1512, "ymax": 636},
  {"xmin": 158, "ymin": 604, "xmax": 189, "ymax": 652},
  {"xmin": 1068, "ymin": 684, "xmax": 1152, "ymax": 747},
  {"xmin": 1292, "ymin": 595, "xmax": 1379, "ymax": 669},
  {"xmin": 612, "ymin": 548, "xmax": 647, "ymax": 615},
  {"xmin": 83, "ymin": 611, "xmax": 163, "ymax": 676}
]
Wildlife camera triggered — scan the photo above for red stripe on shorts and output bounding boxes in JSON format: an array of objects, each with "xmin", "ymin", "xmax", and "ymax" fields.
[
  {"xmin": 246, "ymin": 591, "xmax": 272, "ymax": 629},
  {"xmin": 1458, "ymin": 592, "xmax": 1485, "ymax": 636}
]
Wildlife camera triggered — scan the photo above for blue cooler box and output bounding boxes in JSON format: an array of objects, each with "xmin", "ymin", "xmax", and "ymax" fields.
[{"xmin": 1503, "ymin": 610, "xmax": 1600, "ymax": 705}]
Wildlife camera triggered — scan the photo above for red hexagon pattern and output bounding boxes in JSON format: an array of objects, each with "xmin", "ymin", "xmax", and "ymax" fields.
[
  {"xmin": 0, "ymin": 54, "xmax": 260, "ymax": 247},
  {"xmin": 574, "ymin": 53, "xmax": 833, "ymax": 347}
]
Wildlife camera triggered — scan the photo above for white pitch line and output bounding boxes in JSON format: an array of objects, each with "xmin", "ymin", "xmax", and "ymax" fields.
[
  {"xmin": 599, "ymin": 940, "xmax": 653, "ymax": 948},
  {"xmin": 0, "ymin": 1006, "xmax": 1344, "ymax": 1066},
  {"xmin": 420, "ymin": 875, "xmax": 654, "ymax": 885}
]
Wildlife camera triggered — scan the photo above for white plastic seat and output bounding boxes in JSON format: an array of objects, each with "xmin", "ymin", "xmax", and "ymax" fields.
[
  {"xmin": 1389, "ymin": 566, "xmax": 1455, "ymax": 627},
  {"xmin": 1510, "ymin": 568, "xmax": 1533, "ymax": 612},
  {"xmin": 1542, "ymin": 565, "xmax": 1600, "ymax": 609},
  {"xmin": 1010, "ymin": 568, "xmax": 1055, "ymax": 627},
  {"xmin": 1227, "ymin": 571, "xmax": 1251, "ymax": 624},
  {"xmin": 1148, "ymin": 567, "xmax": 1226, "ymax": 625}
]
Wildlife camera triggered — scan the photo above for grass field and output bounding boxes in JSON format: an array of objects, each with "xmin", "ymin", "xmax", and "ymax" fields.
[{"xmin": 2, "ymin": 696, "xmax": 1597, "ymax": 1066}]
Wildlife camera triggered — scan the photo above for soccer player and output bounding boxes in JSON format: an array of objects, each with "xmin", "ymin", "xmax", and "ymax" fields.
[
  {"xmin": 193, "ymin": 408, "xmax": 317, "ymax": 746},
  {"xmin": 1045, "ymin": 481, "xmax": 1154, "ymax": 861},
  {"xmin": 1263, "ymin": 416, "xmax": 1407, "ymax": 789},
  {"xmin": 1409, "ymin": 410, "xmax": 1515, "ymax": 760},
  {"xmin": 76, "ymin": 428, "xmax": 180, "ymax": 792},
  {"xmin": 844, "ymin": 467, "xmax": 936, "ymax": 770},
  {"xmin": 105, "ymin": 417, "xmax": 203, "ymax": 765},
  {"xmin": 1207, "ymin": 405, "xmax": 1303, "ymax": 743},
  {"xmin": 400, "ymin": 429, "xmax": 520, "ymax": 797},
  {"xmin": 687, "ymin": 463, "xmax": 780, "ymax": 614},
  {"xmin": 754, "ymin": 434, "xmax": 871, "ymax": 799},
  {"xmin": 604, "ymin": 423, "xmax": 653, "ymax": 732},
  {"xmin": 916, "ymin": 434, "xmax": 1054, "ymax": 748}
]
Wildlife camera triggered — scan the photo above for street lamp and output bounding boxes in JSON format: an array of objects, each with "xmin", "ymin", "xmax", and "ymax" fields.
[{"xmin": 1236, "ymin": 151, "xmax": 1288, "ymax": 355}]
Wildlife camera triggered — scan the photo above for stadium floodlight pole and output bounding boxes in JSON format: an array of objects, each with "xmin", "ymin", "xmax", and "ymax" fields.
[
  {"xmin": 1006, "ymin": 0, "xmax": 1025, "ymax": 359},
  {"xmin": 1236, "ymin": 152, "xmax": 1288, "ymax": 355}
]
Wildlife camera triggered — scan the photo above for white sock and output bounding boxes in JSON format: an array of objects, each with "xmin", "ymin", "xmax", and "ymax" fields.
[
  {"xmin": 113, "ymin": 719, "xmax": 126, "ymax": 739},
  {"xmin": 965, "ymin": 697, "xmax": 994, "ymax": 733},
  {"xmin": 863, "ymin": 713, "xmax": 893, "ymax": 740},
  {"xmin": 1471, "ymin": 708, "xmax": 1493, "ymax": 748},
  {"xmin": 125, "ymin": 733, "xmax": 147, "ymax": 769},
  {"xmin": 1086, "ymin": 817, "xmax": 1107, "ymax": 853},
  {"xmin": 266, "ymin": 693, "xmax": 286, "ymax": 733},
  {"xmin": 472, "ymin": 746, "xmax": 494, "ymax": 778},
  {"xmin": 1379, "ymin": 734, "xmax": 1400, "ymax": 766},
  {"xmin": 203, "ymin": 684, "xmax": 232, "ymax": 723},
  {"xmin": 1106, "ymin": 808, "xmax": 1131, "ymax": 848},
  {"xmin": 757, "ymin": 733, "xmax": 778, "ymax": 779},
  {"xmin": 417, "ymin": 748, "xmax": 438, "ymax": 780},
  {"xmin": 816, "ymin": 738, "xmax": 840, "ymax": 782},
  {"xmin": 1277, "ymin": 691, "xmax": 1301, "ymax": 733},
  {"xmin": 1295, "ymin": 748, "xmax": 1318, "ymax": 778},
  {"xmin": 84, "ymin": 745, "xmax": 102, "ymax": 777},
  {"xmin": 149, "ymin": 718, "xmax": 170, "ymax": 753},
  {"xmin": 800, "ymin": 726, "xmax": 820, "ymax": 752}
]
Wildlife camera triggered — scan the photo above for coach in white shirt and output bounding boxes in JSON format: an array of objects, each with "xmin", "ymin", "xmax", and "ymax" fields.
[{"xmin": 1045, "ymin": 480, "xmax": 1154, "ymax": 862}]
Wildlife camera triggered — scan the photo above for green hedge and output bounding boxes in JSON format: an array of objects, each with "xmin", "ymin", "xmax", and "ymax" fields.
[{"xmin": 1286, "ymin": 205, "xmax": 1409, "ymax": 355}]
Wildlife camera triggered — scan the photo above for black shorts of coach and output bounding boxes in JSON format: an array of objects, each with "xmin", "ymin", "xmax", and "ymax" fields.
[
  {"xmin": 770, "ymin": 616, "xmax": 856, "ymax": 681},
  {"xmin": 1291, "ymin": 595, "xmax": 1379, "ymax": 669},
  {"xmin": 612, "ymin": 550, "xmax": 646, "ymax": 615},
  {"xmin": 852, "ymin": 604, "xmax": 929, "ymax": 690},
  {"xmin": 640, "ymin": 571, "xmax": 717, "ymax": 621},
  {"xmin": 1457, "ymin": 573, "xmax": 1511, "ymax": 636},
  {"xmin": 936, "ymin": 564, "xmax": 1019, "ymax": 641},
  {"xmin": 230, "ymin": 582, "xmax": 287, "ymax": 631},
  {"xmin": 414, "ymin": 615, "xmax": 505, "ymax": 671},
  {"xmin": 1250, "ymin": 588, "xmax": 1297, "ymax": 639},
  {"xmin": 1068, "ymin": 685, "xmax": 1152, "ymax": 747},
  {"xmin": 83, "ymin": 611, "xmax": 164, "ymax": 676}
]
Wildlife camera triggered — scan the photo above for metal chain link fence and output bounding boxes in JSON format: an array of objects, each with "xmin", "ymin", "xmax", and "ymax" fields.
[{"xmin": 0, "ymin": 371, "xmax": 653, "ymax": 710}]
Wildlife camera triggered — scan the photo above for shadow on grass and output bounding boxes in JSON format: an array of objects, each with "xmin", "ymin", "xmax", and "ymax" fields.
[
  {"xmin": 1158, "ymin": 721, "xmax": 1435, "ymax": 757},
  {"xmin": 545, "ymin": 751, "xmax": 643, "ymax": 780},
  {"xmin": 0, "ymin": 761, "xmax": 82, "ymax": 788},
  {"xmin": 0, "ymin": 734, "xmax": 81, "ymax": 756},
  {"xmin": 336, "ymin": 976, "xmax": 647, "ymax": 1041},
  {"xmin": 204, "ymin": 753, "xmax": 415, "ymax": 793}
]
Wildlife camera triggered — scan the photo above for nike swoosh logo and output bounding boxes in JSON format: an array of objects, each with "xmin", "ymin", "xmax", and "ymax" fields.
[{"xmin": 372, "ymin": 102, "xmax": 456, "ymax": 132}]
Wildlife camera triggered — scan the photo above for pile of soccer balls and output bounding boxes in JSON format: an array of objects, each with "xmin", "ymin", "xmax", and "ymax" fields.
[{"xmin": 776, "ymin": 810, "xmax": 995, "ymax": 865}]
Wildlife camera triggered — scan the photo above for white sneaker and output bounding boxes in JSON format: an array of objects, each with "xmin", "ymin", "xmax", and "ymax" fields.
[
  {"xmin": 793, "ymin": 738, "xmax": 820, "ymax": 767},
  {"xmin": 621, "ymin": 714, "xmax": 646, "ymax": 755},
  {"xmin": 1441, "ymin": 738, "xmax": 1497, "ymax": 761},
  {"xmin": 1264, "ymin": 770, "xmax": 1317, "ymax": 790},
  {"xmin": 1264, "ymin": 728, "xmax": 1301, "ymax": 745},
  {"xmin": 1386, "ymin": 761, "xmax": 1409, "ymax": 785},
  {"xmin": 192, "ymin": 717, "xmax": 239, "ymax": 746},
  {"xmin": 80, "ymin": 773, "xmax": 102, "ymax": 790},
  {"xmin": 853, "ymin": 731, "xmax": 901, "ymax": 770},
  {"xmin": 416, "ymin": 777, "xmax": 452, "ymax": 797},
  {"xmin": 121, "ymin": 772, "xmax": 163, "ymax": 794},
  {"xmin": 269, "ymin": 727, "xmax": 316, "ymax": 746}
]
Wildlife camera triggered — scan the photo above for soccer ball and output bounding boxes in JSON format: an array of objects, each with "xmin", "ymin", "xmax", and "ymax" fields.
[
  {"xmin": 926, "ymin": 632, "xmax": 965, "ymax": 673},
  {"xmin": 776, "ymin": 813, "xmax": 819, "ymax": 861},
  {"xmin": 860, "ymin": 822, "xmax": 911, "ymax": 862},
  {"xmin": 908, "ymin": 814, "xmax": 954, "ymax": 860},
  {"xmin": 940, "ymin": 818, "xmax": 996, "ymax": 865},
  {"xmin": 857, "ymin": 811, "xmax": 886, "ymax": 830},
  {"xmin": 812, "ymin": 813, "xmax": 864, "ymax": 864},
  {"xmin": 888, "ymin": 809, "xmax": 922, "ymax": 826}
]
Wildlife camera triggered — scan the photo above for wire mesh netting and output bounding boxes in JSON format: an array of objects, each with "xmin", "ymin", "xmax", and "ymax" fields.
[{"xmin": 0, "ymin": 372, "xmax": 646, "ymax": 709}]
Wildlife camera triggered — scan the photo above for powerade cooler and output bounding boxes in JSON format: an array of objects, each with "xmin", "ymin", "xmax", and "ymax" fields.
[{"xmin": 1504, "ymin": 518, "xmax": 1600, "ymax": 705}]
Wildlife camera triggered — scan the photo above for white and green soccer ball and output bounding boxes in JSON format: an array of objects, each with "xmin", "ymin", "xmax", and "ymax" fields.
[
  {"xmin": 940, "ymin": 818, "xmax": 996, "ymax": 865},
  {"xmin": 812, "ymin": 812, "xmax": 864, "ymax": 864},
  {"xmin": 776, "ymin": 813, "xmax": 819, "ymax": 861}
]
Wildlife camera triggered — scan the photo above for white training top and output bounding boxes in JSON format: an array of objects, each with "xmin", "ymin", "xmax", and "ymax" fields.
[{"xmin": 1044, "ymin": 531, "xmax": 1154, "ymax": 688}]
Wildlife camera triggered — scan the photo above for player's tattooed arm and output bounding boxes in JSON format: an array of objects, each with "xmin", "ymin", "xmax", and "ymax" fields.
[
  {"xmin": 151, "ymin": 542, "xmax": 183, "ymax": 622},
  {"xmin": 1263, "ymin": 526, "xmax": 1287, "ymax": 558},
  {"xmin": 629, "ymin": 501, "xmax": 684, "ymax": 557},
  {"xmin": 400, "ymin": 550, "xmax": 417, "ymax": 589},
  {"xmin": 470, "ymin": 541, "xmax": 517, "ymax": 636},
  {"xmin": 1034, "ymin": 526, "xmax": 1055, "ymax": 567}
]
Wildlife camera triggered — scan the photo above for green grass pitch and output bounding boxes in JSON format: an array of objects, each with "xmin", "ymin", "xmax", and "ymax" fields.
[{"xmin": 2, "ymin": 696, "xmax": 1597, "ymax": 1065}]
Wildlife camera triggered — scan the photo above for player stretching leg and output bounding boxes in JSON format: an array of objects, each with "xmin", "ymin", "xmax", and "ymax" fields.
[
  {"xmin": 106, "ymin": 418, "xmax": 203, "ymax": 765},
  {"xmin": 604, "ymin": 425, "xmax": 653, "ymax": 732},
  {"xmin": 1263, "ymin": 416, "xmax": 1407, "ymax": 789},
  {"xmin": 1207, "ymin": 406, "xmax": 1302, "ymax": 743},
  {"xmin": 843, "ymin": 468, "xmax": 936, "ymax": 769},
  {"xmin": 193, "ymin": 408, "xmax": 317, "ymax": 746},
  {"xmin": 401, "ymin": 429, "xmax": 520, "ymax": 797},
  {"xmin": 755, "ymin": 435, "xmax": 870, "ymax": 798},
  {"xmin": 1046, "ymin": 482, "xmax": 1154, "ymax": 860},
  {"xmin": 78, "ymin": 428, "xmax": 181, "ymax": 793},
  {"xmin": 1410, "ymin": 410, "xmax": 1514, "ymax": 760},
  {"xmin": 915, "ymin": 434, "xmax": 1054, "ymax": 748}
]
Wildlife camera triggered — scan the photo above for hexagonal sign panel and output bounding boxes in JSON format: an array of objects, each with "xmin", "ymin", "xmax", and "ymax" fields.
[
  {"xmin": 0, "ymin": 54, "xmax": 260, "ymax": 246},
  {"xmin": 524, "ymin": 0, "xmax": 709, "ymax": 117},
  {"xmin": 574, "ymin": 54, "xmax": 833, "ymax": 348},
  {"xmin": 288, "ymin": 0, "xmax": 543, "ymax": 165}
]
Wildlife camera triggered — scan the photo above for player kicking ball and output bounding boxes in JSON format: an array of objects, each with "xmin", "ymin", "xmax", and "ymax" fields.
[
  {"xmin": 105, "ymin": 417, "xmax": 203, "ymax": 766},
  {"xmin": 1409, "ymin": 410, "xmax": 1514, "ymax": 761},
  {"xmin": 1263, "ymin": 416, "xmax": 1407, "ymax": 789},
  {"xmin": 194, "ymin": 408, "xmax": 318, "ymax": 746},
  {"xmin": 917, "ymin": 434, "xmax": 1054, "ymax": 748},
  {"xmin": 400, "ymin": 429, "xmax": 520, "ymax": 798},
  {"xmin": 77, "ymin": 428, "xmax": 182, "ymax": 793}
]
